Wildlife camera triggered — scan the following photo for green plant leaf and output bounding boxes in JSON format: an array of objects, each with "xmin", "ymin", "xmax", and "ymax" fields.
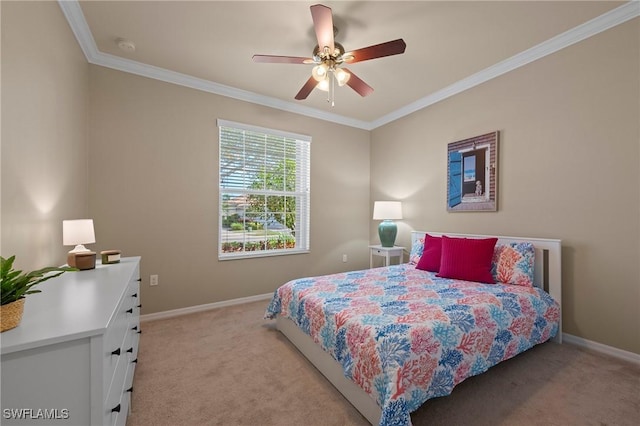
[{"xmin": 0, "ymin": 257, "xmax": 77, "ymax": 305}]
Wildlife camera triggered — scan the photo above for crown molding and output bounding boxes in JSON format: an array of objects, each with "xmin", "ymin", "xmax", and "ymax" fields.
[
  {"xmin": 58, "ymin": 1, "xmax": 639, "ymax": 131},
  {"xmin": 56, "ymin": 0, "xmax": 371, "ymax": 130},
  {"xmin": 58, "ymin": 0, "xmax": 99, "ymax": 61},
  {"xmin": 90, "ymin": 50, "xmax": 372, "ymax": 130},
  {"xmin": 370, "ymin": 1, "xmax": 640, "ymax": 129}
]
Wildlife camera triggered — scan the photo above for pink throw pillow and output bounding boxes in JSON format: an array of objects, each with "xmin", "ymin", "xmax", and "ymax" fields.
[
  {"xmin": 416, "ymin": 234, "xmax": 442, "ymax": 272},
  {"xmin": 437, "ymin": 236, "xmax": 498, "ymax": 284}
]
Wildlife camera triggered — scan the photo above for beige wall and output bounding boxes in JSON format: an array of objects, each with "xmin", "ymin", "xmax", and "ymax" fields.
[
  {"xmin": 2, "ymin": 1, "xmax": 637, "ymax": 355},
  {"xmin": 87, "ymin": 66, "xmax": 371, "ymax": 314},
  {"xmin": 1, "ymin": 1, "xmax": 89, "ymax": 271},
  {"xmin": 371, "ymin": 19, "xmax": 640, "ymax": 354}
]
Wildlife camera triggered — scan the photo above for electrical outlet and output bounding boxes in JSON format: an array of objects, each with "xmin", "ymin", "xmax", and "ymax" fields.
[
  {"xmin": 342, "ymin": 254, "xmax": 348, "ymax": 263},
  {"xmin": 150, "ymin": 275, "xmax": 159, "ymax": 286}
]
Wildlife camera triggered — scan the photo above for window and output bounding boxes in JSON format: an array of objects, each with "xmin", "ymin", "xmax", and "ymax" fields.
[{"xmin": 218, "ymin": 119, "xmax": 310, "ymax": 259}]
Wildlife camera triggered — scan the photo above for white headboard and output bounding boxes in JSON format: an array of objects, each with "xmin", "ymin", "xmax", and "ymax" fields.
[{"xmin": 411, "ymin": 231, "xmax": 562, "ymax": 343}]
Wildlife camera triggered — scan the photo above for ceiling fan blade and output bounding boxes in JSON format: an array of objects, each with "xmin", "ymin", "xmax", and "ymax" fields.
[
  {"xmin": 343, "ymin": 68, "xmax": 373, "ymax": 97},
  {"xmin": 252, "ymin": 55, "xmax": 313, "ymax": 64},
  {"xmin": 295, "ymin": 76, "xmax": 318, "ymax": 100},
  {"xmin": 344, "ymin": 39, "xmax": 407, "ymax": 64},
  {"xmin": 310, "ymin": 4, "xmax": 334, "ymax": 54}
]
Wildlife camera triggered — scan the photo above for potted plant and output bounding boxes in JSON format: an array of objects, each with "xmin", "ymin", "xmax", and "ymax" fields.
[{"xmin": 1, "ymin": 255, "xmax": 77, "ymax": 332}]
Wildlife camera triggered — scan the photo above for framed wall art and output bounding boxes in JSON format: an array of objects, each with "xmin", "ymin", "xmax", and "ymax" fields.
[{"xmin": 447, "ymin": 131, "xmax": 499, "ymax": 212}]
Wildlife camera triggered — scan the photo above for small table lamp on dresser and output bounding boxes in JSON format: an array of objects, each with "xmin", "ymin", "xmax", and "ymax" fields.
[
  {"xmin": 373, "ymin": 201, "xmax": 403, "ymax": 247},
  {"xmin": 63, "ymin": 219, "xmax": 97, "ymax": 270}
]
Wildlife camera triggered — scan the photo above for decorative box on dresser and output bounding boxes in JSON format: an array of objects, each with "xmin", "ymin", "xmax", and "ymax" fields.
[{"xmin": 1, "ymin": 257, "xmax": 141, "ymax": 426}]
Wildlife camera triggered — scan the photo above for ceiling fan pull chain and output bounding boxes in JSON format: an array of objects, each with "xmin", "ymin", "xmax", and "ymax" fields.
[{"xmin": 329, "ymin": 70, "xmax": 335, "ymax": 107}]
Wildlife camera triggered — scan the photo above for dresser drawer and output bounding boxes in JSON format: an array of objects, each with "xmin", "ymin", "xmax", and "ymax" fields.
[
  {"xmin": 127, "ymin": 279, "xmax": 141, "ymax": 328},
  {"xmin": 104, "ymin": 346, "xmax": 128, "ymax": 419},
  {"xmin": 102, "ymin": 294, "xmax": 131, "ymax": 401},
  {"xmin": 122, "ymin": 351, "xmax": 136, "ymax": 416},
  {"xmin": 102, "ymin": 363, "xmax": 133, "ymax": 426},
  {"xmin": 102, "ymin": 269, "xmax": 141, "ymax": 403},
  {"xmin": 110, "ymin": 332, "xmax": 138, "ymax": 425},
  {"xmin": 104, "ymin": 272, "xmax": 140, "ymax": 424},
  {"xmin": 111, "ymin": 395, "xmax": 130, "ymax": 426},
  {"xmin": 125, "ymin": 278, "xmax": 141, "ymax": 361}
]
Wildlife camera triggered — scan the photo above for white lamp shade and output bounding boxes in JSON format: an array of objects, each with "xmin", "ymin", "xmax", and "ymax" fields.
[
  {"xmin": 63, "ymin": 219, "xmax": 96, "ymax": 247},
  {"xmin": 373, "ymin": 201, "xmax": 403, "ymax": 220}
]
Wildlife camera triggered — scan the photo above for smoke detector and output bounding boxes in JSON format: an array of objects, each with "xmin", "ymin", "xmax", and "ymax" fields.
[{"xmin": 116, "ymin": 38, "xmax": 136, "ymax": 53}]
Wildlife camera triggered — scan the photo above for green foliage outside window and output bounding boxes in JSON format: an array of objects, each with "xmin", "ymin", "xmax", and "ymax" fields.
[
  {"xmin": 218, "ymin": 120, "xmax": 310, "ymax": 257},
  {"xmin": 247, "ymin": 158, "xmax": 297, "ymax": 231}
]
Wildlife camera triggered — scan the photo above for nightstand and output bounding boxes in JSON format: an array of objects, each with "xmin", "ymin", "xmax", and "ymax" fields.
[{"xmin": 369, "ymin": 245, "xmax": 405, "ymax": 268}]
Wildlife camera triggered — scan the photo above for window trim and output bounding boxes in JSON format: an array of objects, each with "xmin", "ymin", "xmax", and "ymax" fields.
[{"xmin": 217, "ymin": 119, "xmax": 311, "ymax": 260}]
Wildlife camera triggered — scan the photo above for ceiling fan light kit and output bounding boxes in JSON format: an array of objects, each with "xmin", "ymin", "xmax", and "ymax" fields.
[
  {"xmin": 334, "ymin": 68, "xmax": 350, "ymax": 86},
  {"xmin": 252, "ymin": 4, "xmax": 406, "ymax": 107},
  {"xmin": 311, "ymin": 63, "xmax": 328, "ymax": 82}
]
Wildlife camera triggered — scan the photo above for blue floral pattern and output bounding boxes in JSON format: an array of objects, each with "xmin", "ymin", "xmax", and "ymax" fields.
[{"xmin": 265, "ymin": 264, "xmax": 559, "ymax": 426}]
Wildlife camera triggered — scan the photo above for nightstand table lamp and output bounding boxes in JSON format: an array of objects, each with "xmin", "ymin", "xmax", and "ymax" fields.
[
  {"xmin": 373, "ymin": 201, "xmax": 403, "ymax": 247},
  {"xmin": 63, "ymin": 219, "xmax": 96, "ymax": 270}
]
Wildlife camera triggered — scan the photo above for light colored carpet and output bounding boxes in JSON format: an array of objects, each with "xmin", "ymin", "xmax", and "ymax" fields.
[{"xmin": 128, "ymin": 300, "xmax": 640, "ymax": 426}]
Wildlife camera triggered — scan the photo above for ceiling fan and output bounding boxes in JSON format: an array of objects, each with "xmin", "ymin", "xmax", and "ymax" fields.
[{"xmin": 252, "ymin": 4, "xmax": 406, "ymax": 106}]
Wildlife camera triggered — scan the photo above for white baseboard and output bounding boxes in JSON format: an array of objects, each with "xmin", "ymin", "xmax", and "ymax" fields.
[
  {"xmin": 140, "ymin": 292, "xmax": 273, "ymax": 322},
  {"xmin": 562, "ymin": 333, "xmax": 640, "ymax": 365}
]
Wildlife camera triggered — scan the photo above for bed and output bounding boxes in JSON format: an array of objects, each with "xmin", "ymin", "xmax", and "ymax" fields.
[{"xmin": 265, "ymin": 231, "xmax": 562, "ymax": 426}]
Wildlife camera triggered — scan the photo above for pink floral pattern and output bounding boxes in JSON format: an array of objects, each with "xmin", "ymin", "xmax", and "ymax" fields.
[
  {"xmin": 266, "ymin": 264, "xmax": 559, "ymax": 426},
  {"xmin": 492, "ymin": 242, "xmax": 535, "ymax": 287}
]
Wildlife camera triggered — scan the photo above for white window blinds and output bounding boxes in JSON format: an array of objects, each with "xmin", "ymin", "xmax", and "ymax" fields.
[{"xmin": 217, "ymin": 119, "xmax": 310, "ymax": 259}]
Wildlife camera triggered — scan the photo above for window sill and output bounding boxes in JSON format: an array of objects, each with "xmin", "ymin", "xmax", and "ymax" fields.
[{"xmin": 218, "ymin": 249, "xmax": 310, "ymax": 261}]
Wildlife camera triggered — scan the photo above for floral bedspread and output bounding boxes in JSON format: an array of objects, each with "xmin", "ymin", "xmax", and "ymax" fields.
[{"xmin": 265, "ymin": 264, "xmax": 559, "ymax": 426}]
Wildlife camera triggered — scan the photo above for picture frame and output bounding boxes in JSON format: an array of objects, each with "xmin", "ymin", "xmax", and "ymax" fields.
[{"xmin": 447, "ymin": 131, "xmax": 499, "ymax": 212}]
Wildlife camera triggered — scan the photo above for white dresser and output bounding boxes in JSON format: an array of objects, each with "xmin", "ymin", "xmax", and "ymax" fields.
[{"xmin": 1, "ymin": 257, "xmax": 141, "ymax": 426}]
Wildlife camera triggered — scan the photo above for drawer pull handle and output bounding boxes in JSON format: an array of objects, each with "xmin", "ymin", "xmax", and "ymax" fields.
[
  {"xmin": 137, "ymin": 304, "xmax": 142, "ymax": 308},
  {"xmin": 111, "ymin": 348, "xmax": 121, "ymax": 356},
  {"xmin": 111, "ymin": 404, "xmax": 121, "ymax": 413},
  {"xmin": 137, "ymin": 330, "xmax": 142, "ymax": 334},
  {"xmin": 131, "ymin": 326, "xmax": 138, "ymax": 331},
  {"xmin": 126, "ymin": 347, "xmax": 133, "ymax": 354},
  {"xmin": 137, "ymin": 278, "xmax": 142, "ymax": 282},
  {"xmin": 131, "ymin": 293, "xmax": 138, "ymax": 298},
  {"xmin": 132, "ymin": 358, "xmax": 138, "ymax": 364},
  {"xmin": 126, "ymin": 387, "xmax": 133, "ymax": 393},
  {"xmin": 126, "ymin": 308, "xmax": 133, "ymax": 314}
]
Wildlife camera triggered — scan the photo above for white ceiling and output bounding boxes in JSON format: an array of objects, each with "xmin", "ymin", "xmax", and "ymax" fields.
[{"xmin": 60, "ymin": 1, "xmax": 637, "ymax": 129}]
